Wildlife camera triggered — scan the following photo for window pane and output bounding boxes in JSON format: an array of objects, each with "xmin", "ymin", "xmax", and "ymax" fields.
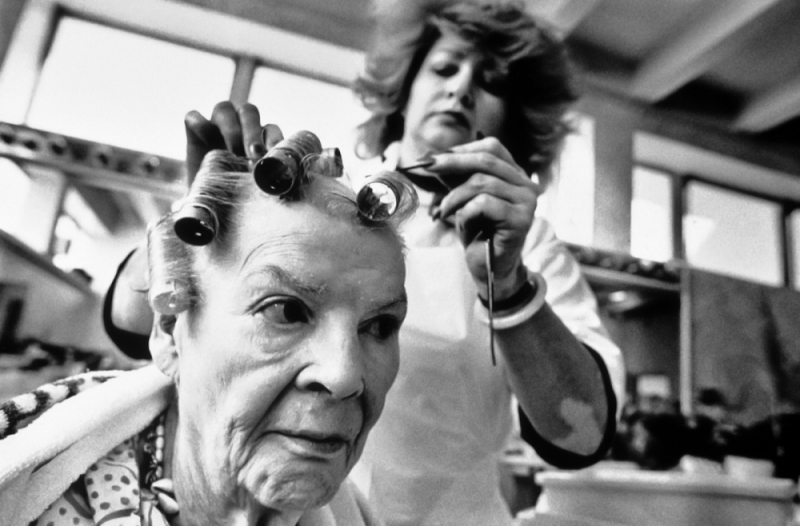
[
  {"xmin": 27, "ymin": 17, "xmax": 235, "ymax": 158},
  {"xmin": 631, "ymin": 166, "xmax": 673, "ymax": 262},
  {"xmin": 790, "ymin": 210, "xmax": 800, "ymax": 290},
  {"xmin": 0, "ymin": 159, "xmax": 30, "ymax": 235},
  {"xmin": 248, "ymin": 67, "xmax": 370, "ymax": 170},
  {"xmin": 685, "ymin": 181, "xmax": 782, "ymax": 285},
  {"xmin": 539, "ymin": 113, "xmax": 595, "ymax": 246}
]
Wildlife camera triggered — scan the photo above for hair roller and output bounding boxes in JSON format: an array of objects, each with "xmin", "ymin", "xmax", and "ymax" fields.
[
  {"xmin": 252, "ymin": 130, "xmax": 323, "ymax": 197},
  {"xmin": 148, "ymin": 217, "xmax": 193, "ymax": 315},
  {"xmin": 356, "ymin": 170, "xmax": 419, "ymax": 223},
  {"xmin": 174, "ymin": 202, "xmax": 219, "ymax": 246},
  {"xmin": 301, "ymin": 147, "xmax": 344, "ymax": 180},
  {"xmin": 150, "ymin": 279, "xmax": 191, "ymax": 315},
  {"xmin": 173, "ymin": 150, "xmax": 247, "ymax": 246}
]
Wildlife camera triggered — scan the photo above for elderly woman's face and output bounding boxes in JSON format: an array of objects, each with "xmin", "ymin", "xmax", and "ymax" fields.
[
  {"xmin": 403, "ymin": 28, "xmax": 507, "ymax": 153},
  {"xmin": 172, "ymin": 196, "xmax": 407, "ymax": 511}
]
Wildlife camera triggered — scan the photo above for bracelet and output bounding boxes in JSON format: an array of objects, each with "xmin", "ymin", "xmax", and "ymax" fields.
[
  {"xmin": 478, "ymin": 278, "xmax": 535, "ymax": 311},
  {"xmin": 474, "ymin": 270, "xmax": 547, "ymax": 330}
]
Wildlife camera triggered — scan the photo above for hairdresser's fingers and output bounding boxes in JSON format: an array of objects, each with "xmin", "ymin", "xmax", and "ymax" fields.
[
  {"xmin": 184, "ymin": 110, "xmax": 227, "ymax": 185},
  {"xmin": 438, "ymin": 172, "xmax": 540, "ymax": 218},
  {"xmin": 454, "ymin": 193, "xmax": 529, "ymax": 285},
  {"xmin": 428, "ymin": 150, "xmax": 528, "ymax": 188},
  {"xmin": 236, "ymin": 103, "xmax": 266, "ymax": 160},
  {"xmin": 210, "ymin": 101, "xmax": 246, "ymax": 157},
  {"xmin": 261, "ymin": 123, "xmax": 285, "ymax": 150},
  {"xmin": 450, "ymin": 136, "xmax": 516, "ymax": 166}
]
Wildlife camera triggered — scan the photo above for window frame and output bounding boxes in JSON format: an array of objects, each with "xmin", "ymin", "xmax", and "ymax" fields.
[
  {"xmin": 635, "ymin": 161, "xmax": 800, "ymax": 288},
  {"xmin": 0, "ymin": 0, "xmax": 364, "ymax": 124},
  {"xmin": 0, "ymin": 0, "xmax": 364, "ymax": 261}
]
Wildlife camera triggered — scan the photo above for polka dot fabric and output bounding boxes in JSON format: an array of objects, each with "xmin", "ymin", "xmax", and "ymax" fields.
[
  {"xmin": 31, "ymin": 437, "xmax": 169, "ymax": 526},
  {"xmin": 85, "ymin": 439, "xmax": 140, "ymax": 525}
]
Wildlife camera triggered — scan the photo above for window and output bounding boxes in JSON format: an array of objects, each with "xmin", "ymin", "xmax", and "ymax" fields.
[
  {"xmin": 26, "ymin": 17, "xmax": 236, "ymax": 159},
  {"xmin": 789, "ymin": 210, "xmax": 800, "ymax": 290},
  {"xmin": 0, "ymin": 159, "xmax": 30, "ymax": 236},
  {"xmin": 631, "ymin": 166, "xmax": 673, "ymax": 262},
  {"xmin": 248, "ymin": 66, "xmax": 370, "ymax": 168},
  {"xmin": 540, "ymin": 113, "xmax": 595, "ymax": 246},
  {"xmin": 684, "ymin": 181, "xmax": 783, "ymax": 286}
]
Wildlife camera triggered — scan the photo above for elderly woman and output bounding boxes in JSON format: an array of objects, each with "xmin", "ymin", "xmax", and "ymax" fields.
[
  {"xmin": 0, "ymin": 145, "xmax": 416, "ymax": 526},
  {"xmin": 111, "ymin": 2, "xmax": 625, "ymax": 524}
]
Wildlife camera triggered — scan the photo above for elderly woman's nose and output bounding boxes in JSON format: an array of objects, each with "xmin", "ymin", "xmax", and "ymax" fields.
[{"xmin": 296, "ymin": 328, "xmax": 365, "ymax": 399}]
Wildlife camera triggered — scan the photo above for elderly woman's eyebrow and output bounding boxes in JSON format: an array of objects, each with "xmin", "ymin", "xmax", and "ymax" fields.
[
  {"xmin": 244, "ymin": 264, "xmax": 328, "ymax": 301},
  {"xmin": 368, "ymin": 293, "xmax": 408, "ymax": 315}
]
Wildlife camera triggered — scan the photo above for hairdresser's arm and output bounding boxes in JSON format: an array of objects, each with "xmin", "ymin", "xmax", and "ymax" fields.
[{"xmin": 431, "ymin": 138, "xmax": 614, "ymax": 458}]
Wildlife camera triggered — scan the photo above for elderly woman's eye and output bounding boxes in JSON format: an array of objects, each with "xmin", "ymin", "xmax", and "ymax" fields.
[
  {"xmin": 259, "ymin": 298, "xmax": 310, "ymax": 325},
  {"xmin": 361, "ymin": 315, "xmax": 400, "ymax": 341}
]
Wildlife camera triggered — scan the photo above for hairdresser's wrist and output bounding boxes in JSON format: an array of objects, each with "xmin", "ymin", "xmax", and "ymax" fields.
[{"xmin": 478, "ymin": 261, "xmax": 529, "ymax": 308}]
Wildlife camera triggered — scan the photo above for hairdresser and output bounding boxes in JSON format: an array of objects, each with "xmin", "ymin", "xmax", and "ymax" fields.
[
  {"xmin": 343, "ymin": 3, "xmax": 624, "ymax": 524},
  {"xmin": 105, "ymin": 3, "xmax": 624, "ymax": 525}
]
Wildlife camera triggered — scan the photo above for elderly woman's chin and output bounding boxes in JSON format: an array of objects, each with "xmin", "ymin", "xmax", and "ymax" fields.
[
  {"xmin": 251, "ymin": 468, "xmax": 343, "ymax": 511},
  {"xmin": 241, "ymin": 437, "xmax": 367, "ymax": 512}
]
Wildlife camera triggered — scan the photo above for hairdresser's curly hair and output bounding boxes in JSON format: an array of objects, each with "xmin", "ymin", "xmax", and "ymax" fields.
[{"xmin": 353, "ymin": 1, "xmax": 578, "ymax": 187}]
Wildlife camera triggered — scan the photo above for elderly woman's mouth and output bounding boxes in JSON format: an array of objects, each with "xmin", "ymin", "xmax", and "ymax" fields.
[{"xmin": 273, "ymin": 430, "xmax": 354, "ymax": 457}]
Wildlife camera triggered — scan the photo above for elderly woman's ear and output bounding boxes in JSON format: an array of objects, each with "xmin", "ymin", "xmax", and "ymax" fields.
[{"xmin": 149, "ymin": 312, "xmax": 180, "ymax": 381}]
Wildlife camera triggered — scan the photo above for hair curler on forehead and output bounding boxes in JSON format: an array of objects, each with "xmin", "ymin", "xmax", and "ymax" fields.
[
  {"xmin": 172, "ymin": 154, "xmax": 246, "ymax": 247},
  {"xmin": 252, "ymin": 130, "xmax": 344, "ymax": 198},
  {"xmin": 148, "ymin": 142, "xmax": 419, "ymax": 317},
  {"xmin": 356, "ymin": 170, "xmax": 418, "ymax": 224}
]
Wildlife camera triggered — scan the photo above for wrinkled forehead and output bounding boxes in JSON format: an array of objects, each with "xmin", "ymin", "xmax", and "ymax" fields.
[{"xmin": 230, "ymin": 194, "xmax": 404, "ymax": 275}]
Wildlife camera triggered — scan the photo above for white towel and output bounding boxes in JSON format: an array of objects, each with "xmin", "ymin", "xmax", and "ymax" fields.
[{"xmin": 0, "ymin": 365, "xmax": 172, "ymax": 526}]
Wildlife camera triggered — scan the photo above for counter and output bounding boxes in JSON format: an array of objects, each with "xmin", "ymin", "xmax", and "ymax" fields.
[{"xmin": 534, "ymin": 468, "xmax": 795, "ymax": 526}]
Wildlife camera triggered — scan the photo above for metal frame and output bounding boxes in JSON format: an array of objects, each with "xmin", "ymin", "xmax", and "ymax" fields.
[
  {"xmin": 0, "ymin": 0, "xmax": 364, "ymax": 269},
  {"xmin": 0, "ymin": 0, "xmax": 364, "ymax": 123}
]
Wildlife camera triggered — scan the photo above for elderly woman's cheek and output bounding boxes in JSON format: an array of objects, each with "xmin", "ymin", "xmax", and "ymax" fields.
[{"xmin": 366, "ymin": 341, "xmax": 401, "ymax": 424}]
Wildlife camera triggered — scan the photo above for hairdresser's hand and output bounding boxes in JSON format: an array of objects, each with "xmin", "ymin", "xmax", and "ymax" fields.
[
  {"xmin": 429, "ymin": 137, "xmax": 539, "ymax": 300},
  {"xmin": 184, "ymin": 101, "xmax": 284, "ymax": 183}
]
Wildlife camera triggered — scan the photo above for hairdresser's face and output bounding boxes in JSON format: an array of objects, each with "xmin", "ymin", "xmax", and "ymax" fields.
[
  {"xmin": 403, "ymin": 29, "xmax": 507, "ymax": 154},
  {"xmin": 173, "ymin": 198, "xmax": 406, "ymax": 512}
]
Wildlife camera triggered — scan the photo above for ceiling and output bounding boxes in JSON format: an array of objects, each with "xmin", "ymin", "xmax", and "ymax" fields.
[
  {"xmin": 179, "ymin": 0, "xmax": 800, "ymax": 154},
  {"xmin": 11, "ymin": 0, "xmax": 798, "ymax": 240}
]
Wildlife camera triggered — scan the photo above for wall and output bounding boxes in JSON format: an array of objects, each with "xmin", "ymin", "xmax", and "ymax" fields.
[
  {"xmin": 0, "ymin": 245, "xmax": 114, "ymax": 352},
  {"xmin": 0, "ymin": 0, "xmax": 26, "ymax": 71},
  {"xmin": 601, "ymin": 302, "xmax": 681, "ymax": 400}
]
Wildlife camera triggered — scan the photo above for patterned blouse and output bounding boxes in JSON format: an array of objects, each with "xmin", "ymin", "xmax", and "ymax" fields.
[{"xmin": 1, "ymin": 373, "xmax": 171, "ymax": 526}]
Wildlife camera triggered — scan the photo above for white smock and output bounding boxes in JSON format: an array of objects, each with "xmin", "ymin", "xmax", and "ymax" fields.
[{"xmin": 349, "ymin": 153, "xmax": 625, "ymax": 526}]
